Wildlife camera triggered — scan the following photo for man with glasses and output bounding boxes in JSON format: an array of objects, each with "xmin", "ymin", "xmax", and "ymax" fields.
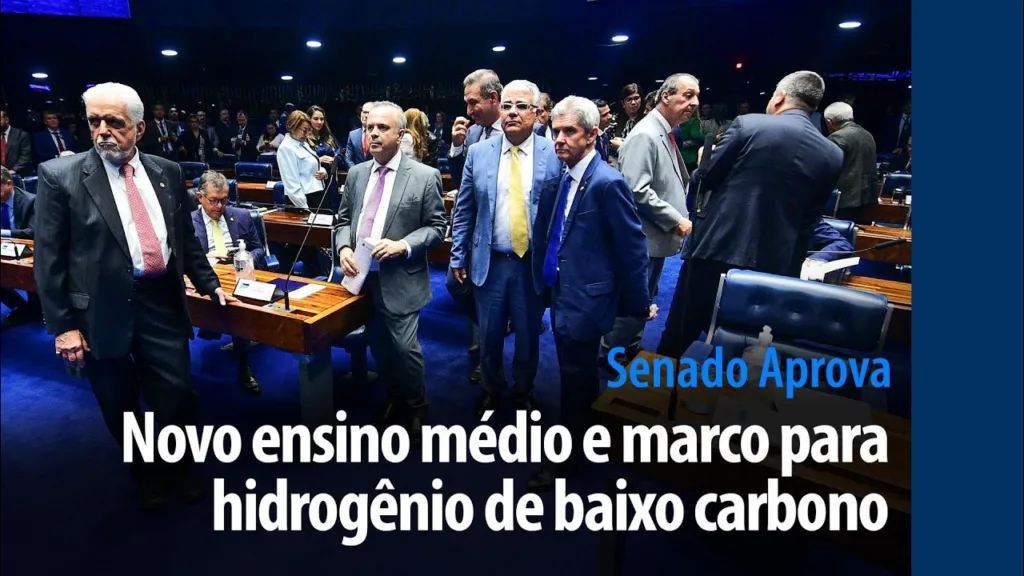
[
  {"xmin": 450, "ymin": 80, "xmax": 563, "ymax": 417},
  {"xmin": 190, "ymin": 170, "xmax": 266, "ymax": 395}
]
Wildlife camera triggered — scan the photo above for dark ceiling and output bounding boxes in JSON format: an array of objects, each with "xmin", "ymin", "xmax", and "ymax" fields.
[{"xmin": 1, "ymin": 0, "xmax": 911, "ymax": 111}]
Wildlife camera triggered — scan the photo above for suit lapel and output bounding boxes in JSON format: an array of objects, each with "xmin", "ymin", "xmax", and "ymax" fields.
[
  {"xmin": 82, "ymin": 151, "xmax": 132, "ymax": 262},
  {"xmin": 531, "ymin": 138, "xmax": 550, "ymax": 222},
  {"xmin": 350, "ymin": 164, "xmax": 369, "ymax": 246},
  {"xmin": 660, "ymin": 132, "xmax": 683, "ymax": 182},
  {"xmin": 226, "ymin": 208, "xmax": 240, "ymax": 245},
  {"xmin": 559, "ymin": 154, "xmax": 601, "ymax": 246},
  {"xmin": 139, "ymin": 154, "xmax": 175, "ymax": 244},
  {"xmin": 192, "ymin": 210, "xmax": 209, "ymax": 253},
  {"xmin": 382, "ymin": 156, "xmax": 411, "ymax": 236},
  {"xmin": 486, "ymin": 138, "xmax": 500, "ymax": 225}
]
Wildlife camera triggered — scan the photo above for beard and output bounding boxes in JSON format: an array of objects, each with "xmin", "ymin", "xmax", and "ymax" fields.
[{"xmin": 94, "ymin": 139, "xmax": 134, "ymax": 165}]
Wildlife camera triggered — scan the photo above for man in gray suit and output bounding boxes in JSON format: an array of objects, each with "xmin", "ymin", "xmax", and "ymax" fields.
[
  {"xmin": 824, "ymin": 102, "xmax": 878, "ymax": 222},
  {"xmin": 336, "ymin": 101, "xmax": 447, "ymax": 442},
  {"xmin": 1, "ymin": 110, "xmax": 33, "ymax": 175},
  {"xmin": 600, "ymin": 73, "xmax": 700, "ymax": 365}
]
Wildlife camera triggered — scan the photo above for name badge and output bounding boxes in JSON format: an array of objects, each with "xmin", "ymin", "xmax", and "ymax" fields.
[
  {"xmin": 306, "ymin": 213, "xmax": 335, "ymax": 226},
  {"xmin": 0, "ymin": 243, "xmax": 32, "ymax": 259},
  {"xmin": 232, "ymin": 279, "xmax": 284, "ymax": 302}
]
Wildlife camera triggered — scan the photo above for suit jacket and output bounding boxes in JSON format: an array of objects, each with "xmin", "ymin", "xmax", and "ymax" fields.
[
  {"xmin": 2, "ymin": 127, "xmax": 33, "ymax": 174},
  {"xmin": 190, "ymin": 205, "xmax": 268, "ymax": 270},
  {"xmin": 334, "ymin": 153, "xmax": 446, "ymax": 316},
  {"xmin": 32, "ymin": 128, "xmax": 78, "ymax": 164},
  {"xmin": 687, "ymin": 109, "xmax": 843, "ymax": 277},
  {"xmin": 450, "ymin": 134, "xmax": 563, "ymax": 288},
  {"xmin": 344, "ymin": 128, "xmax": 368, "ymax": 169},
  {"xmin": 807, "ymin": 219, "xmax": 854, "ymax": 262},
  {"xmin": 447, "ymin": 123, "xmax": 493, "ymax": 187},
  {"xmin": 618, "ymin": 110, "xmax": 690, "ymax": 258},
  {"xmin": 33, "ymin": 149, "xmax": 221, "ymax": 359},
  {"xmin": 532, "ymin": 122, "xmax": 552, "ymax": 140},
  {"xmin": 4, "ymin": 187, "xmax": 36, "ymax": 239},
  {"xmin": 534, "ymin": 153, "xmax": 651, "ymax": 342},
  {"xmin": 596, "ymin": 131, "xmax": 612, "ymax": 163},
  {"xmin": 229, "ymin": 123, "xmax": 262, "ymax": 162},
  {"xmin": 140, "ymin": 119, "xmax": 178, "ymax": 159},
  {"xmin": 828, "ymin": 121, "xmax": 878, "ymax": 208}
]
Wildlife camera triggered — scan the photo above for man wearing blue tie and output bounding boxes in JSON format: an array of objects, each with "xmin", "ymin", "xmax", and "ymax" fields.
[
  {"xmin": 528, "ymin": 97, "xmax": 654, "ymax": 491},
  {"xmin": 450, "ymin": 80, "xmax": 563, "ymax": 416}
]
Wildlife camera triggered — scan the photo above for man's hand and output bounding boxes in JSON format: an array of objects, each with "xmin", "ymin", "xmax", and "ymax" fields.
[
  {"xmin": 371, "ymin": 239, "xmax": 407, "ymax": 262},
  {"xmin": 213, "ymin": 287, "xmax": 236, "ymax": 306},
  {"xmin": 611, "ymin": 137, "xmax": 623, "ymax": 151},
  {"xmin": 675, "ymin": 218, "xmax": 693, "ymax": 237},
  {"xmin": 314, "ymin": 168, "xmax": 328, "ymax": 180},
  {"xmin": 451, "ymin": 117, "xmax": 470, "ymax": 147},
  {"xmin": 55, "ymin": 329, "xmax": 90, "ymax": 368},
  {"xmin": 452, "ymin": 267, "xmax": 467, "ymax": 284},
  {"xmin": 647, "ymin": 304, "xmax": 659, "ymax": 321},
  {"xmin": 340, "ymin": 247, "xmax": 358, "ymax": 277}
]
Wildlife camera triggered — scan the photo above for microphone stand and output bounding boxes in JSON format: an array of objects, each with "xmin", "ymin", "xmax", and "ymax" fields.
[{"xmin": 281, "ymin": 146, "xmax": 337, "ymax": 311}]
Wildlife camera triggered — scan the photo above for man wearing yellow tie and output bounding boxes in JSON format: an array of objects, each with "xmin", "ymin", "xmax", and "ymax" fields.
[{"xmin": 450, "ymin": 80, "xmax": 564, "ymax": 416}]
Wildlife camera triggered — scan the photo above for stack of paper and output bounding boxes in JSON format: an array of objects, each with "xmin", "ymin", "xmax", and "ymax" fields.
[{"xmin": 341, "ymin": 238, "xmax": 377, "ymax": 295}]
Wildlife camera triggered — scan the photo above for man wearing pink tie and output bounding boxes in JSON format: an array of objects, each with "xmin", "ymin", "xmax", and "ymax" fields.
[{"xmin": 33, "ymin": 82, "xmax": 235, "ymax": 511}]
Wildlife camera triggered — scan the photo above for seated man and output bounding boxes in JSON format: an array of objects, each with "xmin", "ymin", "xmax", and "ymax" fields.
[
  {"xmin": 1, "ymin": 166, "xmax": 42, "ymax": 328},
  {"xmin": 807, "ymin": 219, "xmax": 855, "ymax": 262},
  {"xmin": 191, "ymin": 170, "xmax": 266, "ymax": 394}
]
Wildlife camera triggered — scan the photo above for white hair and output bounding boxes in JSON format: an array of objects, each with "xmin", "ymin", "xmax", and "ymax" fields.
[
  {"xmin": 371, "ymin": 101, "xmax": 406, "ymax": 130},
  {"xmin": 774, "ymin": 71, "xmax": 826, "ymax": 111},
  {"xmin": 823, "ymin": 101, "xmax": 854, "ymax": 123},
  {"xmin": 501, "ymin": 80, "xmax": 541, "ymax": 107},
  {"xmin": 82, "ymin": 82, "xmax": 145, "ymax": 125},
  {"xmin": 551, "ymin": 96, "xmax": 600, "ymax": 133}
]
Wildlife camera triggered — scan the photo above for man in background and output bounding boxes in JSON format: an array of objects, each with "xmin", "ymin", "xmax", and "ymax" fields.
[
  {"xmin": 533, "ymin": 92, "xmax": 554, "ymax": 140},
  {"xmin": 592, "ymin": 99, "xmax": 613, "ymax": 162},
  {"xmin": 33, "ymin": 110, "xmax": 79, "ymax": 165},
  {"xmin": 344, "ymin": 101, "xmax": 374, "ymax": 169},
  {"xmin": 824, "ymin": 101, "xmax": 878, "ymax": 222},
  {"xmin": 1, "ymin": 110, "xmax": 33, "ymax": 175},
  {"xmin": 0, "ymin": 166, "xmax": 41, "ymax": 328}
]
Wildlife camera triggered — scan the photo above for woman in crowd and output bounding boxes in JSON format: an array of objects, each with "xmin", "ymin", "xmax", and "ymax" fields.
[
  {"xmin": 178, "ymin": 114, "xmax": 213, "ymax": 163},
  {"xmin": 277, "ymin": 110, "xmax": 326, "ymax": 209},
  {"xmin": 306, "ymin": 105, "xmax": 340, "ymax": 168},
  {"xmin": 400, "ymin": 107, "xmax": 431, "ymax": 164},
  {"xmin": 256, "ymin": 121, "xmax": 284, "ymax": 156}
]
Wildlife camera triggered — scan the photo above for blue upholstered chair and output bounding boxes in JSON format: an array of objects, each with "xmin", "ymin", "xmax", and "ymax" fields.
[
  {"xmin": 247, "ymin": 209, "xmax": 279, "ymax": 272},
  {"xmin": 21, "ymin": 176, "xmax": 37, "ymax": 193},
  {"xmin": 234, "ymin": 162, "xmax": 273, "ymax": 182},
  {"xmin": 823, "ymin": 218, "xmax": 857, "ymax": 245},
  {"xmin": 880, "ymin": 172, "xmax": 912, "ymax": 197},
  {"xmin": 821, "ymin": 189, "xmax": 841, "ymax": 218},
  {"xmin": 10, "ymin": 174, "xmax": 23, "ymax": 189},
  {"xmin": 257, "ymin": 153, "xmax": 278, "ymax": 166},
  {"xmin": 179, "ymin": 161, "xmax": 208, "ymax": 181}
]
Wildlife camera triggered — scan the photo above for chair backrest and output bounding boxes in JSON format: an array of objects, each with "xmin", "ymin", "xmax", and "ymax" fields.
[
  {"xmin": 10, "ymin": 174, "xmax": 23, "ymax": 189},
  {"xmin": 707, "ymin": 269, "xmax": 892, "ymax": 360},
  {"xmin": 821, "ymin": 189, "xmax": 841, "ymax": 218},
  {"xmin": 193, "ymin": 177, "xmax": 238, "ymax": 202},
  {"xmin": 209, "ymin": 153, "xmax": 237, "ymax": 167},
  {"xmin": 823, "ymin": 218, "xmax": 857, "ymax": 245},
  {"xmin": 179, "ymin": 161, "xmax": 209, "ymax": 181},
  {"xmin": 881, "ymin": 172, "xmax": 912, "ymax": 197},
  {"xmin": 22, "ymin": 176, "xmax": 37, "ymax": 194},
  {"xmin": 234, "ymin": 162, "xmax": 273, "ymax": 181},
  {"xmin": 273, "ymin": 182, "xmax": 287, "ymax": 205},
  {"xmin": 257, "ymin": 153, "xmax": 278, "ymax": 166}
]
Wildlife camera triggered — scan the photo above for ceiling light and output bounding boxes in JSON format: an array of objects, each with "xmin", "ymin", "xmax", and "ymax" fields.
[
  {"xmin": 839, "ymin": 21, "xmax": 862, "ymax": 29},
  {"xmin": 31, "ymin": 72, "xmax": 48, "ymax": 79},
  {"xmin": 161, "ymin": 49, "xmax": 178, "ymax": 56},
  {"xmin": 759, "ymin": 91, "xmax": 766, "ymax": 95},
  {"xmin": 735, "ymin": 62, "xmax": 743, "ymax": 69},
  {"xmin": 611, "ymin": 35, "xmax": 629, "ymax": 43},
  {"xmin": 492, "ymin": 45, "xmax": 505, "ymax": 52},
  {"xmin": 588, "ymin": 77, "xmax": 598, "ymax": 81},
  {"xmin": 306, "ymin": 40, "xmax": 322, "ymax": 48},
  {"xmin": 281, "ymin": 75, "xmax": 293, "ymax": 81},
  {"xmin": 393, "ymin": 56, "xmax": 407, "ymax": 64},
  {"xmin": 655, "ymin": 79, "xmax": 664, "ymax": 83}
]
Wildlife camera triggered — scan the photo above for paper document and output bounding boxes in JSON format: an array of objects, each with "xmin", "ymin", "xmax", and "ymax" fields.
[
  {"xmin": 287, "ymin": 283, "xmax": 326, "ymax": 301},
  {"xmin": 264, "ymin": 181, "xmax": 278, "ymax": 189},
  {"xmin": 801, "ymin": 257, "xmax": 860, "ymax": 281},
  {"xmin": 341, "ymin": 238, "xmax": 377, "ymax": 295}
]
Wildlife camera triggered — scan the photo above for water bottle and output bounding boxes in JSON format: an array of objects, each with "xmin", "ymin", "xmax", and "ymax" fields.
[
  {"xmin": 742, "ymin": 325, "xmax": 774, "ymax": 405},
  {"xmin": 233, "ymin": 240, "xmax": 255, "ymax": 281}
]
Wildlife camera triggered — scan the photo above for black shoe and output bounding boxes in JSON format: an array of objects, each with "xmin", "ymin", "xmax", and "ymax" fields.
[
  {"xmin": 476, "ymin": 391, "xmax": 500, "ymax": 416},
  {"xmin": 526, "ymin": 462, "xmax": 564, "ymax": 493},
  {"xmin": 238, "ymin": 364, "xmax": 261, "ymax": 395},
  {"xmin": 408, "ymin": 408, "xmax": 427, "ymax": 447},
  {"xmin": 513, "ymin": 395, "xmax": 541, "ymax": 416},
  {"xmin": 598, "ymin": 345, "xmax": 640, "ymax": 374},
  {"xmin": 469, "ymin": 364, "xmax": 482, "ymax": 386},
  {"xmin": 173, "ymin": 464, "xmax": 205, "ymax": 505}
]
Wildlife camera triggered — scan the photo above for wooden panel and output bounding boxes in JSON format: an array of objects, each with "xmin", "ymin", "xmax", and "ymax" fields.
[
  {"xmin": 262, "ymin": 210, "xmax": 335, "ymax": 249},
  {"xmin": 856, "ymin": 225, "xmax": 911, "ymax": 265},
  {"xmin": 0, "ymin": 239, "xmax": 36, "ymax": 291},
  {"xmin": 237, "ymin": 181, "xmax": 276, "ymax": 205}
]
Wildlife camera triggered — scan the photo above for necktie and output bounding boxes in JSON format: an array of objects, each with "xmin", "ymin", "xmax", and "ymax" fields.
[
  {"xmin": 210, "ymin": 217, "xmax": 227, "ymax": 255},
  {"xmin": 1, "ymin": 133, "xmax": 7, "ymax": 166},
  {"xmin": 158, "ymin": 122, "xmax": 170, "ymax": 152},
  {"xmin": 121, "ymin": 164, "xmax": 166, "ymax": 276},
  {"xmin": 358, "ymin": 165, "xmax": 390, "ymax": 240},
  {"xmin": 52, "ymin": 131, "xmax": 65, "ymax": 154},
  {"xmin": 484, "ymin": 126, "xmax": 494, "ymax": 140},
  {"xmin": 508, "ymin": 146, "xmax": 529, "ymax": 257},
  {"xmin": 543, "ymin": 172, "xmax": 573, "ymax": 287},
  {"xmin": 361, "ymin": 132, "xmax": 368, "ymax": 157},
  {"xmin": 1, "ymin": 203, "xmax": 11, "ymax": 231}
]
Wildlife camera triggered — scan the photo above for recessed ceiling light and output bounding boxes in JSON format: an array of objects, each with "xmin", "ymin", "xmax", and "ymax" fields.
[
  {"xmin": 31, "ymin": 72, "xmax": 48, "ymax": 79},
  {"xmin": 655, "ymin": 79, "xmax": 664, "ymax": 83},
  {"xmin": 588, "ymin": 77, "xmax": 598, "ymax": 81},
  {"xmin": 492, "ymin": 45, "xmax": 505, "ymax": 52},
  {"xmin": 908, "ymin": 85, "xmax": 912, "ymax": 89},
  {"xmin": 839, "ymin": 21, "xmax": 861, "ymax": 29},
  {"xmin": 759, "ymin": 91, "xmax": 766, "ymax": 95},
  {"xmin": 611, "ymin": 35, "xmax": 629, "ymax": 43},
  {"xmin": 161, "ymin": 49, "xmax": 178, "ymax": 56},
  {"xmin": 281, "ymin": 75, "xmax": 293, "ymax": 81},
  {"xmin": 393, "ymin": 56, "xmax": 407, "ymax": 64},
  {"xmin": 306, "ymin": 40, "xmax": 322, "ymax": 48}
]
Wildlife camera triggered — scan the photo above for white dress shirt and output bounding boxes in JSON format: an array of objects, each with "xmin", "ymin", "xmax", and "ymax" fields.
[
  {"xmin": 201, "ymin": 207, "xmax": 233, "ymax": 254},
  {"xmin": 49, "ymin": 130, "xmax": 67, "ymax": 155},
  {"xmin": 492, "ymin": 133, "xmax": 535, "ymax": 252},
  {"xmin": 358, "ymin": 152, "xmax": 412, "ymax": 270},
  {"xmin": 101, "ymin": 150, "xmax": 171, "ymax": 276},
  {"xmin": 256, "ymin": 133, "xmax": 284, "ymax": 155},
  {"xmin": 276, "ymin": 134, "xmax": 321, "ymax": 209},
  {"xmin": 564, "ymin": 148, "xmax": 599, "ymax": 221},
  {"xmin": 448, "ymin": 117, "xmax": 503, "ymax": 157}
]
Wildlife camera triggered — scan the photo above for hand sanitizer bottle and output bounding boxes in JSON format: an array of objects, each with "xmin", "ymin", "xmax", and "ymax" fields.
[
  {"xmin": 742, "ymin": 325, "xmax": 774, "ymax": 404},
  {"xmin": 233, "ymin": 240, "xmax": 255, "ymax": 281}
]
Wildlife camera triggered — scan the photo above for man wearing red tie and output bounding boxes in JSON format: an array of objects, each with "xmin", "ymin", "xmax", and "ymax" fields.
[
  {"xmin": 33, "ymin": 82, "xmax": 235, "ymax": 511},
  {"xmin": 32, "ymin": 111, "xmax": 78, "ymax": 165}
]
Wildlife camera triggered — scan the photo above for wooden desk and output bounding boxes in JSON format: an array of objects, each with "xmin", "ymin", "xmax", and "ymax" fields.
[
  {"xmin": 0, "ymin": 239, "xmax": 36, "ymax": 291},
  {"xmin": 861, "ymin": 199, "xmax": 910, "ymax": 226},
  {"xmin": 262, "ymin": 210, "xmax": 335, "ymax": 249},
  {"xmin": 1, "ymin": 243, "xmax": 371, "ymax": 425},
  {"xmin": 237, "ymin": 181, "xmax": 276, "ymax": 205},
  {"xmin": 856, "ymin": 225, "xmax": 911, "ymax": 265},
  {"xmin": 840, "ymin": 275, "xmax": 911, "ymax": 345},
  {"xmin": 593, "ymin": 355, "xmax": 910, "ymax": 573}
]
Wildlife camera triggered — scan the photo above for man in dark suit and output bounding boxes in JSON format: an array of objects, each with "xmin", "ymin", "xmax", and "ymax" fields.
[
  {"xmin": 190, "ymin": 170, "xmax": 264, "ymax": 394},
  {"xmin": 336, "ymin": 102, "xmax": 447, "ymax": 442},
  {"xmin": 140, "ymin": 103, "xmax": 179, "ymax": 161},
  {"xmin": 450, "ymin": 80, "xmax": 563, "ymax": 416},
  {"xmin": 532, "ymin": 92, "xmax": 554, "ymax": 140},
  {"xmin": 657, "ymin": 71, "xmax": 843, "ymax": 358},
  {"xmin": 1, "ymin": 166, "xmax": 42, "ymax": 327},
  {"xmin": 231, "ymin": 110, "xmax": 262, "ymax": 162},
  {"xmin": 33, "ymin": 111, "xmax": 80, "ymax": 166},
  {"xmin": 529, "ymin": 96, "xmax": 653, "ymax": 491},
  {"xmin": 344, "ymin": 102, "xmax": 374, "ymax": 169},
  {"xmin": 592, "ymin": 99, "xmax": 613, "ymax": 163},
  {"xmin": 824, "ymin": 102, "xmax": 878, "ymax": 222},
  {"xmin": 1, "ymin": 110, "xmax": 33, "ymax": 175},
  {"xmin": 33, "ymin": 82, "xmax": 235, "ymax": 510}
]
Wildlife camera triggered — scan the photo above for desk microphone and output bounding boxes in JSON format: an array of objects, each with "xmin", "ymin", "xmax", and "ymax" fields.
[
  {"xmin": 281, "ymin": 145, "xmax": 337, "ymax": 311},
  {"xmin": 806, "ymin": 237, "xmax": 908, "ymax": 255}
]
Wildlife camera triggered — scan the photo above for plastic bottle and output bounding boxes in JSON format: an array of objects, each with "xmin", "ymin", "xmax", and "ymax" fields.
[
  {"xmin": 233, "ymin": 240, "xmax": 255, "ymax": 281},
  {"xmin": 742, "ymin": 326, "xmax": 774, "ymax": 402}
]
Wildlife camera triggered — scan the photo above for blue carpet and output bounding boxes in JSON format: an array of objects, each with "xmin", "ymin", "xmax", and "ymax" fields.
[{"xmin": 1, "ymin": 257, "xmax": 896, "ymax": 575}]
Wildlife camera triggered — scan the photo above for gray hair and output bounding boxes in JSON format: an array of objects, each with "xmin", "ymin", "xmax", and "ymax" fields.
[
  {"xmin": 463, "ymin": 69, "xmax": 503, "ymax": 98},
  {"xmin": 501, "ymin": 80, "xmax": 541, "ymax": 107},
  {"xmin": 655, "ymin": 73, "xmax": 700, "ymax": 103},
  {"xmin": 371, "ymin": 101, "xmax": 407, "ymax": 130},
  {"xmin": 82, "ymin": 82, "xmax": 145, "ymax": 125},
  {"xmin": 0, "ymin": 166, "xmax": 11, "ymax": 184},
  {"xmin": 774, "ymin": 71, "xmax": 826, "ymax": 111},
  {"xmin": 198, "ymin": 170, "xmax": 229, "ymax": 195},
  {"xmin": 539, "ymin": 92, "xmax": 553, "ymax": 110},
  {"xmin": 823, "ymin": 101, "xmax": 854, "ymax": 124},
  {"xmin": 551, "ymin": 96, "xmax": 600, "ymax": 133}
]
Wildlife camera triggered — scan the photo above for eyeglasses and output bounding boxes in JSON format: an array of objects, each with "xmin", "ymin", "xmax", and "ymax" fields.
[
  {"xmin": 500, "ymin": 102, "xmax": 533, "ymax": 112},
  {"xmin": 202, "ymin": 196, "xmax": 229, "ymax": 206}
]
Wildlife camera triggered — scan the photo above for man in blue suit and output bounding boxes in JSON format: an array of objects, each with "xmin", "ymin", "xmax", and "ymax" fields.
[
  {"xmin": 190, "ymin": 171, "xmax": 265, "ymax": 394},
  {"xmin": 451, "ymin": 80, "xmax": 563, "ymax": 416},
  {"xmin": 528, "ymin": 96, "xmax": 653, "ymax": 491},
  {"xmin": 657, "ymin": 71, "xmax": 843, "ymax": 359},
  {"xmin": 32, "ymin": 111, "xmax": 78, "ymax": 165},
  {"xmin": 344, "ymin": 101, "xmax": 373, "ymax": 169}
]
